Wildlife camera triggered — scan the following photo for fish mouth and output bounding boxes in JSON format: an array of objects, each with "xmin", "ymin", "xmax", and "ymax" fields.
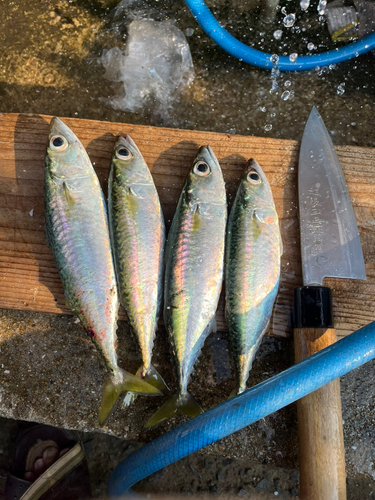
[
  {"xmin": 49, "ymin": 117, "xmax": 78, "ymax": 146},
  {"xmin": 124, "ymin": 134, "xmax": 138, "ymax": 150},
  {"xmin": 114, "ymin": 134, "xmax": 141, "ymax": 158},
  {"xmin": 196, "ymin": 145, "xmax": 220, "ymax": 169},
  {"xmin": 244, "ymin": 158, "xmax": 272, "ymax": 192},
  {"xmin": 246, "ymin": 158, "xmax": 260, "ymax": 172},
  {"xmin": 245, "ymin": 158, "xmax": 265, "ymax": 178}
]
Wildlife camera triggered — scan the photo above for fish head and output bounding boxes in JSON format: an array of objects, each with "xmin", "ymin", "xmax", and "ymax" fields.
[
  {"xmin": 111, "ymin": 135, "xmax": 152, "ymax": 184},
  {"xmin": 240, "ymin": 158, "xmax": 273, "ymax": 205},
  {"xmin": 186, "ymin": 146, "xmax": 226, "ymax": 205},
  {"xmin": 46, "ymin": 117, "xmax": 93, "ymax": 179}
]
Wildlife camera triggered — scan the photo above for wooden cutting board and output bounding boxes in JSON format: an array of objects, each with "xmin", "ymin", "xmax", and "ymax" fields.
[{"xmin": 0, "ymin": 113, "xmax": 374, "ymax": 339}]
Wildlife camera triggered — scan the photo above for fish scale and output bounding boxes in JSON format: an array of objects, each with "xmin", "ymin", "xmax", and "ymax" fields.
[
  {"xmin": 225, "ymin": 159, "xmax": 282, "ymax": 395},
  {"xmin": 108, "ymin": 135, "xmax": 168, "ymax": 400},
  {"xmin": 145, "ymin": 145, "xmax": 227, "ymax": 428},
  {"xmin": 45, "ymin": 136, "xmax": 120, "ymax": 377},
  {"xmin": 167, "ymin": 204, "xmax": 224, "ymax": 392},
  {"xmin": 44, "ymin": 119, "xmax": 161, "ymax": 427}
]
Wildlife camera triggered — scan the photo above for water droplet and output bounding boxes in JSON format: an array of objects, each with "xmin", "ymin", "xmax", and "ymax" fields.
[
  {"xmin": 270, "ymin": 54, "xmax": 279, "ymax": 64},
  {"xmin": 273, "ymin": 29, "xmax": 283, "ymax": 40},
  {"xmin": 259, "ymin": 106, "xmax": 267, "ymax": 112},
  {"xmin": 270, "ymin": 65, "xmax": 280, "ymax": 93},
  {"xmin": 317, "ymin": 0, "xmax": 327, "ymax": 15},
  {"xmin": 307, "ymin": 42, "xmax": 315, "ymax": 50},
  {"xmin": 284, "ymin": 80, "xmax": 291, "ymax": 87},
  {"xmin": 337, "ymin": 83, "xmax": 345, "ymax": 95},
  {"xmin": 281, "ymin": 91, "xmax": 291, "ymax": 101},
  {"xmin": 300, "ymin": 0, "xmax": 310, "ymax": 9},
  {"xmin": 329, "ymin": 63, "xmax": 336, "ymax": 70},
  {"xmin": 184, "ymin": 28, "xmax": 194, "ymax": 37},
  {"xmin": 317, "ymin": 255, "xmax": 328, "ymax": 266},
  {"xmin": 281, "ymin": 6, "xmax": 287, "ymax": 14},
  {"xmin": 264, "ymin": 124, "xmax": 272, "ymax": 131},
  {"xmin": 289, "ymin": 52, "xmax": 298, "ymax": 62},
  {"xmin": 283, "ymin": 13, "xmax": 295, "ymax": 27}
]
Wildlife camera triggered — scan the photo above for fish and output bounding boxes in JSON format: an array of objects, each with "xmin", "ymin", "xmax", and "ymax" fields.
[
  {"xmin": 145, "ymin": 145, "xmax": 227, "ymax": 428},
  {"xmin": 225, "ymin": 159, "xmax": 282, "ymax": 396},
  {"xmin": 44, "ymin": 117, "xmax": 161, "ymax": 426},
  {"xmin": 108, "ymin": 135, "xmax": 169, "ymax": 402}
]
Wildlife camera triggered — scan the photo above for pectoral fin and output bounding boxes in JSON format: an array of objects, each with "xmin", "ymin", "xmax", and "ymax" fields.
[
  {"xmin": 254, "ymin": 206, "xmax": 277, "ymax": 225},
  {"xmin": 62, "ymin": 182, "xmax": 75, "ymax": 208}
]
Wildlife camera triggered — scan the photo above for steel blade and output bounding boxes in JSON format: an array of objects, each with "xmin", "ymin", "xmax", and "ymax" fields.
[{"xmin": 298, "ymin": 107, "xmax": 366, "ymax": 286}]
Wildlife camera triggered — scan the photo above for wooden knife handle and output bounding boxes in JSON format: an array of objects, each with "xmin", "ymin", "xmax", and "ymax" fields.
[{"xmin": 294, "ymin": 326, "xmax": 346, "ymax": 500}]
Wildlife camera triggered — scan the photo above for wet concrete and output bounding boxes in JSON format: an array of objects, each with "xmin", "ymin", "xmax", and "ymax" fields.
[
  {"xmin": 0, "ymin": 0, "xmax": 374, "ymax": 497},
  {"xmin": 0, "ymin": 308, "xmax": 296, "ymax": 456},
  {"xmin": 0, "ymin": 308, "xmax": 374, "ymax": 498},
  {"xmin": 0, "ymin": 0, "xmax": 374, "ymax": 146}
]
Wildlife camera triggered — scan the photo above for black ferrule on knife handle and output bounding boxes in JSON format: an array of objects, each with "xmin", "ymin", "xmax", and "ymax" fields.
[{"xmin": 294, "ymin": 286, "xmax": 334, "ymax": 329}]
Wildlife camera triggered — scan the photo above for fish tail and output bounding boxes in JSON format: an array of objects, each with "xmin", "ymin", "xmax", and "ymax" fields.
[
  {"xmin": 122, "ymin": 364, "xmax": 171, "ymax": 408},
  {"xmin": 145, "ymin": 392, "xmax": 203, "ymax": 429},
  {"xmin": 140, "ymin": 364, "xmax": 171, "ymax": 394},
  {"xmin": 99, "ymin": 368, "xmax": 162, "ymax": 426},
  {"xmin": 229, "ymin": 385, "xmax": 247, "ymax": 399}
]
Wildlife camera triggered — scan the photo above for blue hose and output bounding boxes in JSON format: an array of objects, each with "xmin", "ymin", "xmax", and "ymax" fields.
[
  {"xmin": 108, "ymin": 321, "xmax": 375, "ymax": 497},
  {"xmin": 184, "ymin": 0, "xmax": 375, "ymax": 71}
]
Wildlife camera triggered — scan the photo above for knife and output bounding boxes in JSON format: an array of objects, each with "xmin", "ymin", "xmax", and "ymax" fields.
[{"xmin": 294, "ymin": 107, "xmax": 366, "ymax": 500}]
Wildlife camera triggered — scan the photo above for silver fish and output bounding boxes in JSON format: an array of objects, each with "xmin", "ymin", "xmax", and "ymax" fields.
[
  {"xmin": 44, "ymin": 118, "xmax": 161, "ymax": 425},
  {"xmin": 225, "ymin": 159, "xmax": 282, "ymax": 396},
  {"xmin": 108, "ymin": 135, "xmax": 169, "ymax": 401},
  {"xmin": 146, "ymin": 145, "xmax": 227, "ymax": 427}
]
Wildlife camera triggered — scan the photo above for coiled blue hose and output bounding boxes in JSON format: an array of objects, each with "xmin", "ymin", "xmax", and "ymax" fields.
[
  {"xmin": 184, "ymin": 0, "xmax": 375, "ymax": 71},
  {"xmin": 108, "ymin": 321, "xmax": 375, "ymax": 497}
]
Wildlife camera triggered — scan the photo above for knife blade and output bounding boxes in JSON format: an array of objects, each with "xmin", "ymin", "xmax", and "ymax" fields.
[
  {"xmin": 294, "ymin": 107, "xmax": 366, "ymax": 500},
  {"xmin": 299, "ymin": 106, "xmax": 366, "ymax": 287}
]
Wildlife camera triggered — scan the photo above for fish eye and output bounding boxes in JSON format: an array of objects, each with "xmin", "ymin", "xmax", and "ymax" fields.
[
  {"xmin": 193, "ymin": 161, "xmax": 211, "ymax": 177},
  {"xmin": 50, "ymin": 135, "xmax": 68, "ymax": 151},
  {"xmin": 116, "ymin": 147, "xmax": 132, "ymax": 160},
  {"xmin": 247, "ymin": 170, "xmax": 261, "ymax": 184}
]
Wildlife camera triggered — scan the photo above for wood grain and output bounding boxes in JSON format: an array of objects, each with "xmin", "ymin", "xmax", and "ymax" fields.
[
  {"xmin": 294, "ymin": 327, "xmax": 346, "ymax": 500},
  {"xmin": 0, "ymin": 113, "xmax": 374, "ymax": 338}
]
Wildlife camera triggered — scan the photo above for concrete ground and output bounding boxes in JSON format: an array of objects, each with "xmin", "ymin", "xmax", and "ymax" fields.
[
  {"xmin": 0, "ymin": 0, "xmax": 374, "ymax": 498},
  {"xmin": 0, "ymin": 312, "xmax": 374, "ymax": 499}
]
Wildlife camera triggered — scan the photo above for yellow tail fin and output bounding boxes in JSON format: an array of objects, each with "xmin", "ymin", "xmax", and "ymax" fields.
[
  {"xmin": 99, "ymin": 368, "xmax": 162, "ymax": 426},
  {"xmin": 229, "ymin": 385, "xmax": 247, "ymax": 399},
  {"xmin": 145, "ymin": 392, "xmax": 203, "ymax": 429},
  {"xmin": 123, "ymin": 364, "xmax": 171, "ymax": 408}
]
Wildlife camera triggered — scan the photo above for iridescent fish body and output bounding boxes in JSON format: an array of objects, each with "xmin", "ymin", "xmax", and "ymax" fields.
[
  {"xmin": 108, "ymin": 135, "xmax": 168, "ymax": 399},
  {"xmin": 146, "ymin": 146, "xmax": 227, "ymax": 428},
  {"xmin": 44, "ymin": 118, "xmax": 161, "ymax": 425},
  {"xmin": 225, "ymin": 159, "xmax": 282, "ymax": 396}
]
